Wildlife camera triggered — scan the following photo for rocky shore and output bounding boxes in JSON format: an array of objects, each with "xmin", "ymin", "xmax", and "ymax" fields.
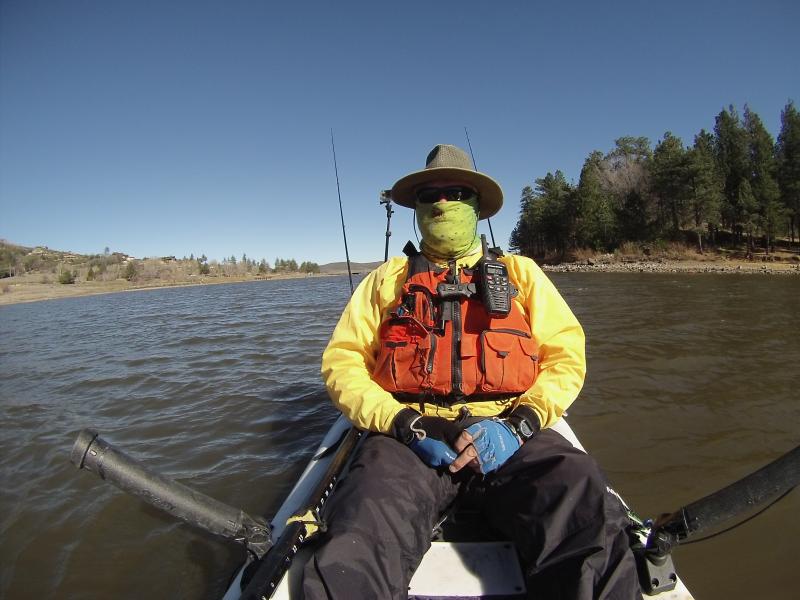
[
  {"xmin": 0, "ymin": 271, "xmax": 329, "ymax": 306},
  {"xmin": 541, "ymin": 256, "xmax": 800, "ymax": 275}
]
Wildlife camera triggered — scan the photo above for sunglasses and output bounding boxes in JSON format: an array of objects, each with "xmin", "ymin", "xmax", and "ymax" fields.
[{"xmin": 415, "ymin": 186, "xmax": 478, "ymax": 204}]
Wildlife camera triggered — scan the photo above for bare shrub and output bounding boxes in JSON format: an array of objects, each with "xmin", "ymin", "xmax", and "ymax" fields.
[
  {"xmin": 570, "ymin": 248, "xmax": 597, "ymax": 262},
  {"xmin": 655, "ymin": 242, "xmax": 706, "ymax": 261},
  {"xmin": 615, "ymin": 241, "xmax": 644, "ymax": 260}
]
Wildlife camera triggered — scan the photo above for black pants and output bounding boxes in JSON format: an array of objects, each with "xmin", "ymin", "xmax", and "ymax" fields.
[{"xmin": 302, "ymin": 429, "xmax": 643, "ymax": 600}]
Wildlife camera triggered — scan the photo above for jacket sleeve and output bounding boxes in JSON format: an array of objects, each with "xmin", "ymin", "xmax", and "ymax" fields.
[
  {"xmin": 503, "ymin": 255, "xmax": 586, "ymax": 429},
  {"xmin": 320, "ymin": 259, "xmax": 408, "ymax": 434}
]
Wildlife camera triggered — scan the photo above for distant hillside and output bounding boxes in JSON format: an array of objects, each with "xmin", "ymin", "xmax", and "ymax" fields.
[
  {"xmin": 1, "ymin": 239, "xmax": 384, "ymax": 280},
  {"xmin": 319, "ymin": 261, "xmax": 383, "ymax": 274},
  {"xmin": 1, "ymin": 240, "xmax": 134, "ymax": 278}
]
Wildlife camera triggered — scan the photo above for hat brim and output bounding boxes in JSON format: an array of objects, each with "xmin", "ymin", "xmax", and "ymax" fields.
[{"xmin": 390, "ymin": 167, "xmax": 503, "ymax": 220}]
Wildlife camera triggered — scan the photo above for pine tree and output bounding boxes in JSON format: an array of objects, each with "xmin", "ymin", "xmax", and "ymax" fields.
[
  {"xmin": 511, "ymin": 173, "xmax": 574, "ymax": 259},
  {"xmin": 604, "ymin": 137, "xmax": 653, "ymax": 242},
  {"xmin": 651, "ymin": 132, "xmax": 690, "ymax": 236},
  {"xmin": 777, "ymin": 100, "xmax": 800, "ymax": 246},
  {"xmin": 575, "ymin": 151, "xmax": 616, "ymax": 250},
  {"xmin": 714, "ymin": 106, "xmax": 751, "ymax": 243},
  {"xmin": 744, "ymin": 106, "xmax": 783, "ymax": 253},
  {"xmin": 686, "ymin": 130, "xmax": 723, "ymax": 252},
  {"xmin": 509, "ymin": 186, "xmax": 537, "ymax": 255}
]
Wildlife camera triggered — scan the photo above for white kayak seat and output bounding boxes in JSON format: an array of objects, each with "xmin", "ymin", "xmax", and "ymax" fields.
[{"xmin": 408, "ymin": 541, "xmax": 526, "ymax": 599}]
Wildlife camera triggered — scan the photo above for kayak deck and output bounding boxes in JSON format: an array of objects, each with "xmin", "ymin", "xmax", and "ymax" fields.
[{"xmin": 224, "ymin": 416, "xmax": 695, "ymax": 599}]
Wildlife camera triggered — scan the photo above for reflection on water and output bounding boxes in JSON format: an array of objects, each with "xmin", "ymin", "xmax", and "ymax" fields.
[{"xmin": 1, "ymin": 273, "xmax": 798, "ymax": 599}]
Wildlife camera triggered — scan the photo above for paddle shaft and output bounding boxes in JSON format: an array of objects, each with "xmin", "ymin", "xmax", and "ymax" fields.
[
  {"xmin": 71, "ymin": 428, "xmax": 271, "ymax": 559},
  {"xmin": 649, "ymin": 443, "xmax": 800, "ymax": 556}
]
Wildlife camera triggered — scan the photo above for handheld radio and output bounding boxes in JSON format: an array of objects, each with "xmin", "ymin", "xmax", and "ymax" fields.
[{"xmin": 478, "ymin": 235, "xmax": 511, "ymax": 316}]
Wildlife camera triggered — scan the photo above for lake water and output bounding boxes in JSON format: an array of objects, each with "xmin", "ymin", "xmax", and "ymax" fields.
[{"xmin": 0, "ymin": 273, "xmax": 798, "ymax": 599}]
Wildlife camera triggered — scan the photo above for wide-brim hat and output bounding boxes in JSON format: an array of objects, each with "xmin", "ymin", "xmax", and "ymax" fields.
[{"xmin": 390, "ymin": 144, "xmax": 503, "ymax": 220}]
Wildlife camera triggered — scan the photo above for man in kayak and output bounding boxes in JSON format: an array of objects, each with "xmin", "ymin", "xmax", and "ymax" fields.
[{"xmin": 303, "ymin": 144, "xmax": 642, "ymax": 599}]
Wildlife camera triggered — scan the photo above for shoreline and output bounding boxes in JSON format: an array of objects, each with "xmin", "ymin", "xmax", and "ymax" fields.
[
  {"xmin": 2, "ymin": 258, "xmax": 799, "ymax": 307},
  {"xmin": 0, "ymin": 272, "xmax": 339, "ymax": 307},
  {"xmin": 541, "ymin": 258, "xmax": 800, "ymax": 275}
]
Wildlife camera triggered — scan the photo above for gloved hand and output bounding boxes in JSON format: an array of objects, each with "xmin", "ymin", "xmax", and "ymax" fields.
[
  {"xmin": 393, "ymin": 408, "xmax": 463, "ymax": 468},
  {"xmin": 462, "ymin": 419, "xmax": 521, "ymax": 474}
]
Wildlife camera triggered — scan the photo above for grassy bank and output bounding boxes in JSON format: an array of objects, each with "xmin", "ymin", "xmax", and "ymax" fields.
[{"xmin": 0, "ymin": 271, "xmax": 342, "ymax": 307}]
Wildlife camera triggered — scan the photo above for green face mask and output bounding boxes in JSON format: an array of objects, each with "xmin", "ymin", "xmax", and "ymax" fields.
[{"xmin": 416, "ymin": 196, "xmax": 480, "ymax": 261}]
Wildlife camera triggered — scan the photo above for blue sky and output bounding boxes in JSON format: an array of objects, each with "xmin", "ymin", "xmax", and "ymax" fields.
[{"xmin": 1, "ymin": 0, "xmax": 798, "ymax": 264}]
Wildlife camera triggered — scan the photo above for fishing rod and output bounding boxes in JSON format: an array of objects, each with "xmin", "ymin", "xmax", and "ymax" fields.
[
  {"xmin": 464, "ymin": 127, "xmax": 497, "ymax": 248},
  {"xmin": 241, "ymin": 143, "xmax": 384, "ymax": 595},
  {"xmin": 330, "ymin": 129, "xmax": 354, "ymax": 294}
]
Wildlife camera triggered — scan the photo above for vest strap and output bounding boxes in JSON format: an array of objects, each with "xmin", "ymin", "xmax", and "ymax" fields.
[{"xmin": 392, "ymin": 392, "xmax": 518, "ymax": 407}]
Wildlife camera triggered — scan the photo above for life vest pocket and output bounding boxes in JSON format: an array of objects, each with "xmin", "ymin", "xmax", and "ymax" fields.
[
  {"xmin": 372, "ymin": 316, "xmax": 435, "ymax": 392},
  {"xmin": 458, "ymin": 333, "xmax": 481, "ymax": 396},
  {"xmin": 479, "ymin": 329, "xmax": 539, "ymax": 392},
  {"xmin": 406, "ymin": 285, "xmax": 437, "ymax": 329}
]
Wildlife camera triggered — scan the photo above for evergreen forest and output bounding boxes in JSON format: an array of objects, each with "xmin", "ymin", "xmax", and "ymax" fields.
[{"xmin": 510, "ymin": 102, "xmax": 800, "ymax": 261}]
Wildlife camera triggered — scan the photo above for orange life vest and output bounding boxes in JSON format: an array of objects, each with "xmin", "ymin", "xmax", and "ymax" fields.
[{"xmin": 372, "ymin": 248, "xmax": 539, "ymax": 405}]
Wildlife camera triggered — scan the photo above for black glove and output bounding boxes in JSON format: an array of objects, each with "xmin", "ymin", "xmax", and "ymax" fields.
[
  {"xmin": 392, "ymin": 408, "xmax": 463, "ymax": 445},
  {"xmin": 392, "ymin": 408, "xmax": 466, "ymax": 468}
]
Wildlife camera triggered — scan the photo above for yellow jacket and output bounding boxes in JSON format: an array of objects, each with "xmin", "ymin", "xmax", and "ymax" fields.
[{"xmin": 321, "ymin": 247, "xmax": 586, "ymax": 434}]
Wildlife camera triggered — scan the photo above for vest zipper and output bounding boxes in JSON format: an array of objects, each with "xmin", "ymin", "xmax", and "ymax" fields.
[
  {"xmin": 452, "ymin": 300, "xmax": 463, "ymax": 394},
  {"xmin": 427, "ymin": 333, "xmax": 437, "ymax": 374},
  {"xmin": 449, "ymin": 261, "xmax": 463, "ymax": 396}
]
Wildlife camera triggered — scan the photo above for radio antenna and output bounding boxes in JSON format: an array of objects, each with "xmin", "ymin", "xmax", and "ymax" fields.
[
  {"xmin": 464, "ymin": 127, "xmax": 496, "ymax": 248},
  {"xmin": 330, "ymin": 130, "xmax": 354, "ymax": 294}
]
